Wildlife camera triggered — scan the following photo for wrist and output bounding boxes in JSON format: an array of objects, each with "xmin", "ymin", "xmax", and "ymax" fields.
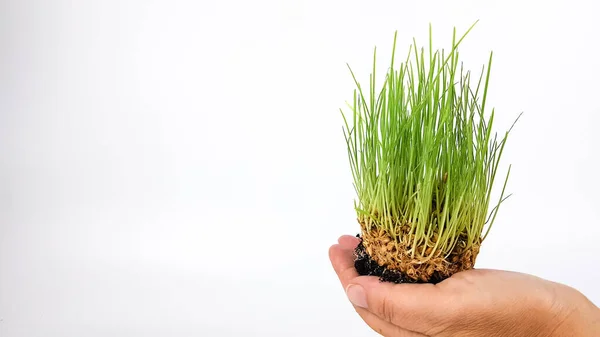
[{"xmin": 549, "ymin": 288, "xmax": 600, "ymax": 337}]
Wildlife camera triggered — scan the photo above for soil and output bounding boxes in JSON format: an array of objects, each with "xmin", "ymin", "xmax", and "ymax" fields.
[
  {"xmin": 353, "ymin": 225, "xmax": 480, "ymax": 284},
  {"xmin": 354, "ymin": 234, "xmax": 446, "ymax": 284}
]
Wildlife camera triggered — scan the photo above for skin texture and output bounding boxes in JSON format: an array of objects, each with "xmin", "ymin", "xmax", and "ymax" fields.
[{"xmin": 329, "ymin": 235, "xmax": 600, "ymax": 337}]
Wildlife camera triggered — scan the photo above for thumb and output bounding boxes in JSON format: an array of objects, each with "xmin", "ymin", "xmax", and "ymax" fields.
[{"xmin": 345, "ymin": 276, "xmax": 456, "ymax": 334}]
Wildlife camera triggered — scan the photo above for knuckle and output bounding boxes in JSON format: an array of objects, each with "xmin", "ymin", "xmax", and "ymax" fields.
[{"xmin": 377, "ymin": 295, "xmax": 397, "ymax": 323}]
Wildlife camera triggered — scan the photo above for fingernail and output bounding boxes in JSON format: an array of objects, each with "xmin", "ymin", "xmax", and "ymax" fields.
[{"xmin": 346, "ymin": 284, "xmax": 368, "ymax": 308}]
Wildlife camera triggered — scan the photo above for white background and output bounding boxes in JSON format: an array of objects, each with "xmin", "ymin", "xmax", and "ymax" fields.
[{"xmin": 1, "ymin": 0, "xmax": 599, "ymax": 336}]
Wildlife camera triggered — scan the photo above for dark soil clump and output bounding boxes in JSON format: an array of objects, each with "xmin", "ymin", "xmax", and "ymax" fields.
[{"xmin": 353, "ymin": 234, "xmax": 447, "ymax": 284}]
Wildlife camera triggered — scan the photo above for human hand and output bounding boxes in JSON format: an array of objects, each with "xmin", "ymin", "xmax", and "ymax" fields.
[{"xmin": 329, "ymin": 235, "xmax": 600, "ymax": 337}]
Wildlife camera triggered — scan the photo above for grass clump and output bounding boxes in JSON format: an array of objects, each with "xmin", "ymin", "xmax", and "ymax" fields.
[{"xmin": 341, "ymin": 22, "xmax": 519, "ymax": 283}]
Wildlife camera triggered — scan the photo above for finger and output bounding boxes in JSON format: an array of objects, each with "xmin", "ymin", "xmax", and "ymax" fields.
[
  {"xmin": 338, "ymin": 235, "xmax": 360, "ymax": 249},
  {"xmin": 330, "ymin": 239, "xmax": 436, "ymax": 336},
  {"xmin": 346, "ymin": 276, "xmax": 454, "ymax": 334},
  {"xmin": 328, "ymin": 243, "xmax": 361, "ymax": 289},
  {"xmin": 354, "ymin": 307, "xmax": 429, "ymax": 337}
]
